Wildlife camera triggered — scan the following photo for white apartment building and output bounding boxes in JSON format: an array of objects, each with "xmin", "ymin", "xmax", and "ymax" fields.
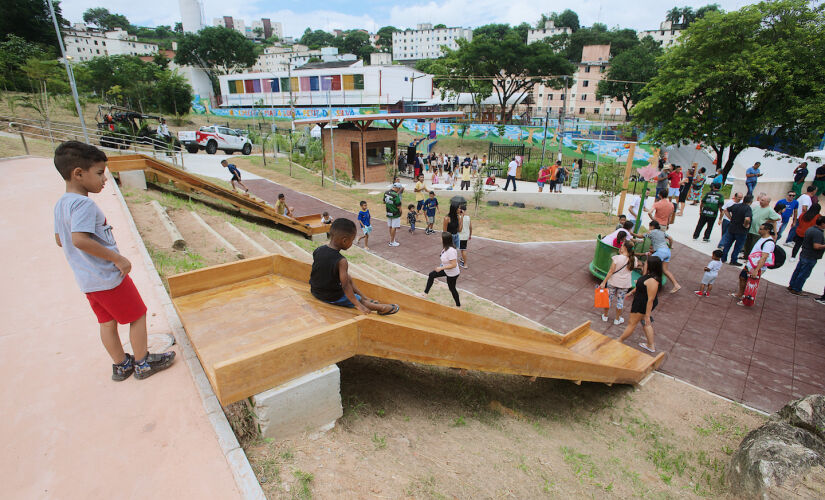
[
  {"xmin": 526, "ymin": 21, "xmax": 572, "ymax": 44},
  {"xmin": 213, "ymin": 16, "xmax": 283, "ymax": 40},
  {"xmin": 638, "ymin": 20, "xmax": 683, "ymax": 47},
  {"xmin": 532, "ymin": 44, "xmax": 626, "ymax": 120},
  {"xmin": 63, "ymin": 24, "xmax": 158, "ymax": 62},
  {"xmin": 370, "ymin": 52, "xmax": 392, "ymax": 66},
  {"xmin": 252, "ymin": 45, "xmax": 357, "ymax": 73},
  {"xmin": 392, "ymin": 23, "xmax": 472, "ymax": 61}
]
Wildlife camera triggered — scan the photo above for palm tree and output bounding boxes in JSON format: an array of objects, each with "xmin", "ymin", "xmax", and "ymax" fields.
[
  {"xmin": 666, "ymin": 7, "xmax": 682, "ymax": 25},
  {"xmin": 680, "ymin": 7, "xmax": 696, "ymax": 27}
]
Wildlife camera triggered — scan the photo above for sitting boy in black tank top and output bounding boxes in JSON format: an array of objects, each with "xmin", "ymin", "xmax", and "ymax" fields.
[{"xmin": 310, "ymin": 218, "xmax": 399, "ymax": 315}]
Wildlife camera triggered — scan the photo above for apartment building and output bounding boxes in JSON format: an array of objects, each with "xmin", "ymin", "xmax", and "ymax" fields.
[
  {"xmin": 526, "ymin": 20, "xmax": 572, "ymax": 44},
  {"xmin": 63, "ymin": 24, "xmax": 158, "ymax": 62},
  {"xmin": 213, "ymin": 16, "xmax": 283, "ymax": 40},
  {"xmin": 638, "ymin": 20, "xmax": 683, "ymax": 47},
  {"xmin": 252, "ymin": 45, "xmax": 357, "ymax": 73},
  {"xmin": 532, "ymin": 44, "xmax": 626, "ymax": 120},
  {"xmin": 392, "ymin": 23, "xmax": 472, "ymax": 61}
]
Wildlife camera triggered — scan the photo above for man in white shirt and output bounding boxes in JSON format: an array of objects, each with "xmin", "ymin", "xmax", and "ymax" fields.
[
  {"xmin": 717, "ymin": 192, "xmax": 742, "ymax": 239},
  {"xmin": 157, "ymin": 118, "xmax": 170, "ymax": 138},
  {"xmin": 733, "ymin": 222, "xmax": 776, "ymax": 306},
  {"xmin": 785, "ymin": 185, "xmax": 816, "ymax": 245},
  {"xmin": 504, "ymin": 157, "xmax": 518, "ymax": 191},
  {"xmin": 626, "ymin": 194, "xmax": 641, "ymax": 226}
]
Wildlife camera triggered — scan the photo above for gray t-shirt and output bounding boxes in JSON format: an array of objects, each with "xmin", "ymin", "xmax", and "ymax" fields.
[
  {"xmin": 646, "ymin": 229, "xmax": 669, "ymax": 251},
  {"xmin": 54, "ymin": 193, "xmax": 124, "ymax": 293}
]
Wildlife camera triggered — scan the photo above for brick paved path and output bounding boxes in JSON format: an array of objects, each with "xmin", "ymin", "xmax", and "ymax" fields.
[{"xmin": 247, "ymin": 179, "xmax": 825, "ymax": 413}]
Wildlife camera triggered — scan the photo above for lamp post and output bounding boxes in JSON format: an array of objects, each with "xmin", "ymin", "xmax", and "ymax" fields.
[
  {"xmin": 409, "ymin": 73, "xmax": 427, "ymax": 112},
  {"xmin": 48, "ymin": 0, "xmax": 88, "ymax": 143},
  {"xmin": 556, "ymin": 75, "xmax": 568, "ymax": 162}
]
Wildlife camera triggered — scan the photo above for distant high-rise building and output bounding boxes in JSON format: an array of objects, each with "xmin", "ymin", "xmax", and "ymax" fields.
[
  {"xmin": 638, "ymin": 20, "xmax": 683, "ymax": 47},
  {"xmin": 178, "ymin": 0, "xmax": 204, "ymax": 33},
  {"xmin": 527, "ymin": 21, "xmax": 572, "ymax": 44},
  {"xmin": 392, "ymin": 23, "xmax": 472, "ymax": 61}
]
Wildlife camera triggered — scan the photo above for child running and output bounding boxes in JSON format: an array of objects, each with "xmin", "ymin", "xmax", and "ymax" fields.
[
  {"xmin": 221, "ymin": 159, "xmax": 249, "ymax": 193},
  {"xmin": 417, "ymin": 231, "xmax": 462, "ymax": 307},
  {"xmin": 422, "ymin": 191, "xmax": 439, "ymax": 234},
  {"xmin": 53, "ymin": 141, "xmax": 175, "ymax": 381},
  {"xmin": 407, "ymin": 204, "xmax": 418, "ymax": 233},
  {"xmin": 598, "ymin": 240, "xmax": 636, "ymax": 325},
  {"xmin": 310, "ymin": 218, "xmax": 398, "ymax": 315},
  {"xmin": 356, "ymin": 201, "xmax": 371, "ymax": 250},
  {"xmin": 695, "ymin": 250, "xmax": 723, "ymax": 297}
]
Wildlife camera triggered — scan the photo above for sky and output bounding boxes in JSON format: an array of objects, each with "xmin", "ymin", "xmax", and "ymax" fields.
[{"xmin": 59, "ymin": 0, "xmax": 760, "ymax": 39}]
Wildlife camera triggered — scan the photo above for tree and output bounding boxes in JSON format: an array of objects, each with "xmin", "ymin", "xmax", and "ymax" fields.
[
  {"xmin": 253, "ymin": 27, "xmax": 264, "ymax": 39},
  {"xmin": 82, "ymin": 7, "xmax": 130, "ymax": 31},
  {"xmin": 597, "ymin": 37, "xmax": 662, "ymax": 119},
  {"xmin": 696, "ymin": 4, "xmax": 723, "ymax": 19},
  {"xmin": 174, "ymin": 26, "xmax": 257, "ymax": 93},
  {"xmin": 550, "ymin": 9, "xmax": 580, "ymax": 31},
  {"xmin": 450, "ymin": 26, "xmax": 575, "ymax": 123},
  {"xmin": 547, "ymin": 25, "xmax": 639, "ymax": 62},
  {"xmin": 434, "ymin": 24, "xmax": 447, "ymax": 29},
  {"xmin": 299, "ymin": 28, "xmax": 336, "ymax": 49},
  {"xmin": 633, "ymin": 0, "xmax": 825, "ymax": 181},
  {"xmin": 376, "ymin": 26, "xmax": 397, "ymax": 51},
  {"xmin": 666, "ymin": 7, "xmax": 682, "ymax": 24},
  {"xmin": 680, "ymin": 7, "xmax": 696, "ymax": 26},
  {"xmin": 416, "ymin": 54, "xmax": 494, "ymax": 119},
  {"xmin": 1, "ymin": 0, "xmax": 67, "ymax": 50},
  {"xmin": 174, "ymin": 22, "xmax": 183, "ymax": 34},
  {"xmin": 341, "ymin": 31, "xmax": 373, "ymax": 60},
  {"xmin": 0, "ymin": 34, "xmax": 53, "ymax": 91},
  {"xmin": 153, "ymin": 70, "xmax": 193, "ymax": 115}
]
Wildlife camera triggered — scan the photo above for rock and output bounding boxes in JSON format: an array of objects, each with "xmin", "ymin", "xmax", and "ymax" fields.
[
  {"xmin": 501, "ymin": 203, "xmax": 509, "ymax": 207},
  {"xmin": 534, "ymin": 206, "xmax": 544, "ymax": 210},
  {"xmin": 512, "ymin": 202, "xmax": 526, "ymax": 208},
  {"xmin": 776, "ymin": 395, "xmax": 825, "ymax": 441},
  {"xmin": 486, "ymin": 200, "xmax": 500, "ymax": 206},
  {"xmin": 729, "ymin": 393, "xmax": 825, "ymax": 499}
]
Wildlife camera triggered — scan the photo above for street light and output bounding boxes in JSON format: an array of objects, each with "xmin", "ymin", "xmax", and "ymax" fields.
[{"xmin": 409, "ymin": 74, "xmax": 427, "ymax": 112}]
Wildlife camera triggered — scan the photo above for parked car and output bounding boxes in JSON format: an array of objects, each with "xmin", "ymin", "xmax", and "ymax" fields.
[{"xmin": 178, "ymin": 125, "xmax": 252, "ymax": 155}]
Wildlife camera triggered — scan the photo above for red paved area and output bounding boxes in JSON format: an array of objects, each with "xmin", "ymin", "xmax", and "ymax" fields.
[{"xmin": 247, "ymin": 179, "xmax": 825, "ymax": 413}]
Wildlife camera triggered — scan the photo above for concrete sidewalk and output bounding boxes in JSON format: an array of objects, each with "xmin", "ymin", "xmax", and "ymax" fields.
[{"xmin": 0, "ymin": 157, "xmax": 240, "ymax": 498}]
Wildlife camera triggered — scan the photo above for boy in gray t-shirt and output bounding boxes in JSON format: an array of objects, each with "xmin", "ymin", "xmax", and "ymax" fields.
[{"xmin": 53, "ymin": 141, "xmax": 174, "ymax": 381}]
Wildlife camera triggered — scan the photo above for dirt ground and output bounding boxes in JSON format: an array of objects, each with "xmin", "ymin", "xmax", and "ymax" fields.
[{"xmin": 120, "ymin": 181, "xmax": 767, "ymax": 499}]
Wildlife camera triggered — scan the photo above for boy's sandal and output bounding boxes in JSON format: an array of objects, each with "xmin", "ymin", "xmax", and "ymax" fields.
[{"xmin": 378, "ymin": 304, "xmax": 400, "ymax": 315}]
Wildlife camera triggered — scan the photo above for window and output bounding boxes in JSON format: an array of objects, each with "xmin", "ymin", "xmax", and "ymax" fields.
[
  {"xmin": 581, "ymin": 95, "xmax": 587, "ymax": 100},
  {"xmin": 584, "ymin": 66, "xmax": 590, "ymax": 73},
  {"xmin": 600, "ymin": 67, "xmax": 606, "ymax": 73},
  {"xmin": 594, "ymin": 108, "xmax": 600, "ymax": 114},
  {"xmin": 366, "ymin": 142, "xmax": 395, "ymax": 166},
  {"xmin": 579, "ymin": 108, "xmax": 585, "ymax": 114},
  {"xmin": 582, "ymin": 80, "xmax": 589, "ymax": 87},
  {"xmin": 102, "ymin": 41, "xmax": 106, "ymax": 46},
  {"xmin": 547, "ymin": 95, "xmax": 553, "ymax": 100},
  {"xmin": 560, "ymin": 94, "xmax": 565, "ymax": 100},
  {"xmin": 94, "ymin": 40, "xmax": 98, "ymax": 45}
]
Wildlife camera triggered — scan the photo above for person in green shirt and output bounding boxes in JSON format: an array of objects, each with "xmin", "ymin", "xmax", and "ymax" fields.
[
  {"xmin": 693, "ymin": 182, "xmax": 725, "ymax": 242},
  {"xmin": 384, "ymin": 183, "xmax": 403, "ymax": 247},
  {"xmin": 744, "ymin": 195, "xmax": 780, "ymax": 256}
]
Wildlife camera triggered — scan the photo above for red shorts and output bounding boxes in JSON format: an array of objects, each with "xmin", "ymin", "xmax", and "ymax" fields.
[{"xmin": 85, "ymin": 275, "xmax": 147, "ymax": 324}]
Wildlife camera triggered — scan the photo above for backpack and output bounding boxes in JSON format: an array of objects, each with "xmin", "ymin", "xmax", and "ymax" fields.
[{"xmin": 760, "ymin": 239, "xmax": 786, "ymax": 269}]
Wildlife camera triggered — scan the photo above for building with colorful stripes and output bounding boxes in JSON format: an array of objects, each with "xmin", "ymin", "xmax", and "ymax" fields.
[{"xmin": 217, "ymin": 63, "xmax": 433, "ymax": 109}]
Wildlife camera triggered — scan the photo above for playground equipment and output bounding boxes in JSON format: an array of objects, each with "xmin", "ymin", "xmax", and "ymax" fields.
[
  {"xmin": 106, "ymin": 154, "xmax": 328, "ymax": 238},
  {"xmin": 168, "ymin": 254, "xmax": 665, "ymax": 406},
  {"xmin": 588, "ymin": 236, "xmax": 653, "ymax": 286},
  {"xmin": 95, "ymin": 105, "xmax": 181, "ymax": 151}
]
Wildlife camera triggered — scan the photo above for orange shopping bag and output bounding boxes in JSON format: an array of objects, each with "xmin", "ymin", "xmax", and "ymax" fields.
[{"xmin": 594, "ymin": 287, "xmax": 609, "ymax": 308}]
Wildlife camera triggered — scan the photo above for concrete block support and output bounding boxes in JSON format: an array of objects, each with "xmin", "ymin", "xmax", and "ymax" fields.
[
  {"xmin": 150, "ymin": 200, "xmax": 186, "ymax": 250},
  {"xmin": 251, "ymin": 364, "xmax": 343, "ymax": 440},
  {"xmin": 119, "ymin": 169, "xmax": 147, "ymax": 190}
]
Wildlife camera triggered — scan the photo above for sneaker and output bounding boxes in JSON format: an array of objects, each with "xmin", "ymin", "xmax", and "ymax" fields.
[
  {"xmin": 613, "ymin": 317, "xmax": 625, "ymax": 325},
  {"xmin": 134, "ymin": 351, "xmax": 176, "ymax": 380},
  {"xmin": 729, "ymin": 261, "xmax": 740, "ymax": 266},
  {"xmin": 601, "ymin": 314, "xmax": 609, "ymax": 322},
  {"xmin": 694, "ymin": 290, "xmax": 704, "ymax": 296},
  {"xmin": 788, "ymin": 289, "xmax": 802, "ymax": 296},
  {"xmin": 112, "ymin": 353, "xmax": 134, "ymax": 382},
  {"xmin": 702, "ymin": 239, "xmax": 710, "ymax": 242},
  {"xmin": 459, "ymin": 262, "xmax": 467, "ymax": 269},
  {"xmin": 704, "ymin": 292, "xmax": 710, "ymax": 297},
  {"xmin": 814, "ymin": 297, "xmax": 825, "ymax": 305}
]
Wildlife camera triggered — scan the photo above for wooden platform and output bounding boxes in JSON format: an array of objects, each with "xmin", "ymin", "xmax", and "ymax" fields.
[
  {"xmin": 167, "ymin": 255, "xmax": 665, "ymax": 405},
  {"xmin": 106, "ymin": 154, "xmax": 328, "ymax": 236}
]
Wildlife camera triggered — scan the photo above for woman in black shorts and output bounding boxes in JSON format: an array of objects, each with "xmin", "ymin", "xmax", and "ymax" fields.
[{"xmin": 617, "ymin": 256, "xmax": 663, "ymax": 353}]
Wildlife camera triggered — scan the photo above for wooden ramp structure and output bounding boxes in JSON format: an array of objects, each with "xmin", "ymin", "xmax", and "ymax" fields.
[
  {"xmin": 107, "ymin": 154, "xmax": 328, "ymax": 237},
  {"xmin": 168, "ymin": 255, "xmax": 665, "ymax": 405}
]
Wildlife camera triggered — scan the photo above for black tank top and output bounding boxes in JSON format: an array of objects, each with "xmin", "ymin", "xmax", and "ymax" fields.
[
  {"xmin": 632, "ymin": 274, "xmax": 660, "ymax": 311},
  {"xmin": 447, "ymin": 215, "xmax": 458, "ymax": 234},
  {"xmin": 310, "ymin": 245, "xmax": 344, "ymax": 301}
]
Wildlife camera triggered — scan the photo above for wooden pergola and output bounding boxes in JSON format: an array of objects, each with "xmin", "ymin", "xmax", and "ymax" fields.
[{"xmin": 294, "ymin": 112, "xmax": 464, "ymax": 182}]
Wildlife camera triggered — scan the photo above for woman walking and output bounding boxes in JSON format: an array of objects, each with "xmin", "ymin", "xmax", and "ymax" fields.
[
  {"xmin": 618, "ymin": 256, "xmax": 663, "ymax": 353},
  {"xmin": 598, "ymin": 240, "xmax": 636, "ymax": 325},
  {"xmin": 571, "ymin": 159, "xmax": 582, "ymax": 189},
  {"xmin": 791, "ymin": 202, "xmax": 822, "ymax": 260},
  {"xmin": 443, "ymin": 202, "xmax": 464, "ymax": 252},
  {"xmin": 687, "ymin": 166, "xmax": 706, "ymax": 205},
  {"xmin": 677, "ymin": 165, "xmax": 694, "ymax": 216},
  {"xmin": 417, "ymin": 232, "xmax": 461, "ymax": 307}
]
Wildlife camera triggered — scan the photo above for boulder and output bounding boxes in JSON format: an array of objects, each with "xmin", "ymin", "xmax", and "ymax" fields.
[
  {"xmin": 729, "ymin": 394, "xmax": 825, "ymax": 498},
  {"xmin": 512, "ymin": 202, "xmax": 526, "ymax": 208},
  {"xmin": 486, "ymin": 200, "xmax": 500, "ymax": 207}
]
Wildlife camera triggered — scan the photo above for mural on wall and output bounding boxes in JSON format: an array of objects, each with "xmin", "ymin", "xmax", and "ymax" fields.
[
  {"xmin": 190, "ymin": 95, "xmax": 379, "ymax": 120},
  {"xmin": 397, "ymin": 120, "xmax": 654, "ymax": 164}
]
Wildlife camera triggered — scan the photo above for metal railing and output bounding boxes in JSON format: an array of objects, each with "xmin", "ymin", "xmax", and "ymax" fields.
[{"xmin": 1, "ymin": 114, "xmax": 185, "ymax": 168}]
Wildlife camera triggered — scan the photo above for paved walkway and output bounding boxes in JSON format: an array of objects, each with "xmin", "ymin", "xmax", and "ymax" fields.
[
  {"xmin": 0, "ymin": 158, "xmax": 240, "ymax": 498},
  {"xmin": 247, "ymin": 178, "xmax": 825, "ymax": 414}
]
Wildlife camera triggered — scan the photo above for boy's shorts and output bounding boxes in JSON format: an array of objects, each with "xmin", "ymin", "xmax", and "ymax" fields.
[
  {"xmin": 427, "ymin": 215, "xmax": 435, "ymax": 224},
  {"xmin": 652, "ymin": 247, "xmax": 671, "ymax": 263},
  {"xmin": 701, "ymin": 272, "xmax": 718, "ymax": 285},
  {"xmin": 417, "ymin": 200, "xmax": 425, "ymax": 210},
  {"xmin": 668, "ymin": 187, "xmax": 680, "ymax": 197},
  {"xmin": 85, "ymin": 275, "xmax": 147, "ymax": 324},
  {"xmin": 361, "ymin": 225, "xmax": 372, "ymax": 234},
  {"xmin": 231, "ymin": 174, "xmax": 241, "ymax": 182},
  {"xmin": 537, "ymin": 181, "xmax": 545, "ymax": 188},
  {"xmin": 459, "ymin": 240, "xmax": 468, "ymax": 250},
  {"xmin": 387, "ymin": 217, "xmax": 401, "ymax": 228},
  {"xmin": 326, "ymin": 293, "xmax": 361, "ymax": 308}
]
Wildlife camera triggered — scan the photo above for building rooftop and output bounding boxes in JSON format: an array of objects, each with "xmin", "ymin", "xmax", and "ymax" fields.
[{"xmin": 296, "ymin": 60, "xmax": 362, "ymax": 70}]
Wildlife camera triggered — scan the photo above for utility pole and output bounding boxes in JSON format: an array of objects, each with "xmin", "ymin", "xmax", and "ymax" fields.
[
  {"xmin": 328, "ymin": 90, "xmax": 337, "ymax": 186},
  {"xmin": 288, "ymin": 54, "xmax": 295, "ymax": 177},
  {"xmin": 556, "ymin": 75, "xmax": 568, "ymax": 162},
  {"xmin": 48, "ymin": 0, "xmax": 88, "ymax": 144},
  {"xmin": 593, "ymin": 100, "xmax": 607, "ymax": 171},
  {"xmin": 539, "ymin": 102, "xmax": 551, "ymax": 166}
]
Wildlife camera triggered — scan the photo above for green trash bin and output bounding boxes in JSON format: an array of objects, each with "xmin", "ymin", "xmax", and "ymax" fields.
[{"xmin": 588, "ymin": 236, "xmax": 660, "ymax": 287}]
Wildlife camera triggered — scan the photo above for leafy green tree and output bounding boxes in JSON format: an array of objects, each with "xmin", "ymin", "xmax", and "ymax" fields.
[
  {"xmin": 696, "ymin": 4, "xmax": 723, "ymax": 19},
  {"xmin": 433, "ymin": 24, "xmax": 447, "ymax": 29},
  {"xmin": 666, "ymin": 7, "xmax": 682, "ymax": 24},
  {"xmin": 550, "ymin": 9, "xmax": 580, "ymax": 31},
  {"xmin": 450, "ymin": 26, "xmax": 575, "ymax": 123},
  {"xmin": 153, "ymin": 70, "xmax": 193, "ymax": 115},
  {"xmin": 472, "ymin": 24, "xmax": 511, "ymax": 40},
  {"xmin": 174, "ymin": 22, "xmax": 183, "ymax": 34},
  {"xmin": 22, "ymin": 57, "xmax": 68, "ymax": 93},
  {"xmin": 376, "ymin": 26, "xmax": 397, "ymax": 51},
  {"xmin": 2, "ymin": 0, "xmax": 67, "ymax": 50},
  {"xmin": 174, "ymin": 27, "xmax": 257, "ymax": 93},
  {"xmin": 82, "ymin": 7, "xmax": 131, "ymax": 31},
  {"xmin": 340, "ymin": 31, "xmax": 373, "ymax": 60},
  {"xmin": 299, "ymin": 28, "xmax": 336, "ymax": 49},
  {"xmin": 0, "ymin": 34, "xmax": 53, "ymax": 91},
  {"xmin": 596, "ymin": 37, "xmax": 662, "ymax": 119},
  {"xmin": 545, "ymin": 25, "xmax": 639, "ymax": 62},
  {"xmin": 416, "ymin": 54, "xmax": 493, "ymax": 119},
  {"xmin": 633, "ymin": 0, "xmax": 825, "ymax": 180}
]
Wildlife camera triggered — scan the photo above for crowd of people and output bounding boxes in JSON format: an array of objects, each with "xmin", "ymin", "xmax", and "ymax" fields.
[{"xmin": 398, "ymin": 151, "xmax": 486, "ymax": 191}]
